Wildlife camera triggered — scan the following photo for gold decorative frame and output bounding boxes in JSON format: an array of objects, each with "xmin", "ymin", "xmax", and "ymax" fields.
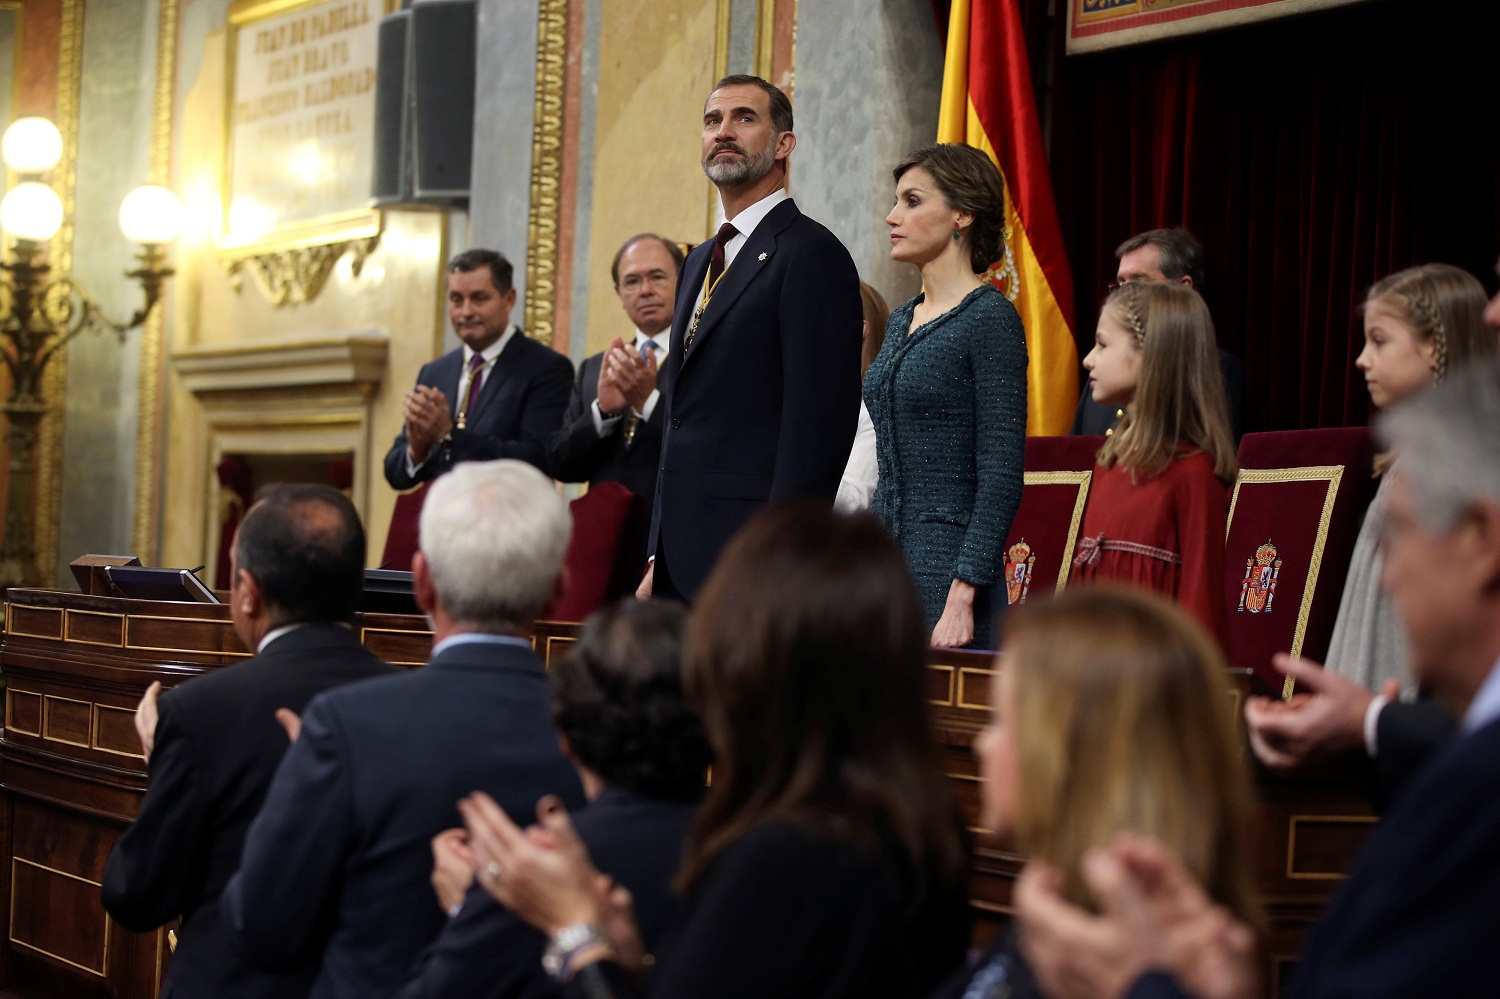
[
  {"xmin": 1022, "ymin": 469, "xmax": 1093, "ymax": 591},
  {"xmin": 216, "ymin": 0, "xmax": 393, "ymax": 305},
  {"xmin": 1227, "ymin": 464, "xmax": 1344, "ymax": 692},
  {"xmin": 29, "ymin": 0, "xmax": 85, "ymax": 587},
  {"xmin": 754, "ymin": 0, "xmax": 776, "ymax": 78},
  {"xmin": 132, "ymin": 0, "xmax": 180, "ymax": 560},
  {"xmin": 523, "ymin": 0, "xmax": 569, "ymax": 347}
]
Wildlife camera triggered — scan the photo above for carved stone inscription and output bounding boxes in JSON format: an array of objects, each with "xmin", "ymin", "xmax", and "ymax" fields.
[{"xmin": 227, "ymin": 0, "xmax": 381, "ymax": 242}]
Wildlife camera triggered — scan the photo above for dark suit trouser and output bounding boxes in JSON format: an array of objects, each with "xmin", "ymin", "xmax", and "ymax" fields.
[{"xmin": 652, "ymin": 541, "xmax": 687, "ymax": 605}]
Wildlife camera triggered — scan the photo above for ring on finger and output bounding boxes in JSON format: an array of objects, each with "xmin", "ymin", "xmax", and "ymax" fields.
[{"xmin": 483, "ymin": 861, "xmax": 502, "ymax": 880}]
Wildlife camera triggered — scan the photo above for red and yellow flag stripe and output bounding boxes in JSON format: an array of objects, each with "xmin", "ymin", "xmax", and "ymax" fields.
[{"xmin": 939, "ymin": 0, "xmax": 1078, "ymax": 436}]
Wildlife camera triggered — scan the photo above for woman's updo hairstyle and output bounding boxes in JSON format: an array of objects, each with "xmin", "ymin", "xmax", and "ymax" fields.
[{"xmin": 893, "ymin": 143, "xmax": 1006, "ymax": 274}]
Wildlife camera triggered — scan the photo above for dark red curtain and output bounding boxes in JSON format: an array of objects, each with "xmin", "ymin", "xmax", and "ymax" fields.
[{"xmin": 1046, "ymin": 1, "xmax": 1500, "ymax": 432}]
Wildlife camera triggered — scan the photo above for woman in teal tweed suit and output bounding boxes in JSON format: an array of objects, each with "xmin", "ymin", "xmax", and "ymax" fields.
[{"xmin": 865, "ymin": 144, "xmax": 1028, "ymax": 650}]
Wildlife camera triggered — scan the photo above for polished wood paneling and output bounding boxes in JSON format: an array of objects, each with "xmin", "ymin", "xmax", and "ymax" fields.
[
  {"xmin": 0, "ymin": 593, "xmax": 1376, "ymax": 999},
  {"xmin": 5, "ymin": 692, "xmax": 42, "ymax": 737}
]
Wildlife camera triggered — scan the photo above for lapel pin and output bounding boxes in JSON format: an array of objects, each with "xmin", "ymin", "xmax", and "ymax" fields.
[{"xmin": 758, "ymin": 252, "xmax": 767, "ymax": 261}]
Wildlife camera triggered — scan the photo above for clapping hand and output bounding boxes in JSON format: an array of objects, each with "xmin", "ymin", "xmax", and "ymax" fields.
[
  {"xmin": 134, "ymin": 681, "xmax": 163, "ymax": 760},
  {"xmin": 404, "ymin": 385, "xmax": 454, "ymax": 459},
  {"xmin": 459, "ymin": 793, "xmax": 647, "ymax": 976},
  {"xmin": 1244, "ymin": 654, "xmax": 1386, "ymax": 770}
]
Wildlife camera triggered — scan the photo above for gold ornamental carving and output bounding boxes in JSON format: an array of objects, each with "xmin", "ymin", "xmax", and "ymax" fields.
[
  {"xmin": 216, "ymin": 0, "xmax": 394, "ymax": 308},
  {"xmin": 221, "ymin": 235, "xmax": 380, "ymax": 307},
  {"xmin": 523, "ymin": 0, "xmax": 568, "ymax": 348}
]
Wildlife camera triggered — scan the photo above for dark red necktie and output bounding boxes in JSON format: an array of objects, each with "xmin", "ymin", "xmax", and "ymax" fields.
[
  {"xmin": 461, "ymin": 352, "xmax": 486, "ymax": 424},
  {"xmin": 707, "ymin": 222, "xmax": 738, "ymax": 287}
]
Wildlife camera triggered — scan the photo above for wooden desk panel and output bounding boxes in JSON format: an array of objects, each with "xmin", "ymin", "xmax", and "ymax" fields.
[{"xmin": 1, "ymin": 594, "xmax": 1371, "ymax": 999}]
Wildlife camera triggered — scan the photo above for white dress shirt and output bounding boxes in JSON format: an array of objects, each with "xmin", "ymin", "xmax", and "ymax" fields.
[
  {"xmin": 591, "ymin": 330, "xmax": 671, "ymax": 436},
  {"xmin": 722, "ymin": 187, "xmax": 790, "ymax": 269},
  {"xmin": 407, "ymin": 326, "xmax": 516, "ymax": 476},
  {"xmin": 835, "ymin": 401, "xmax": 878, "ymax": 512}
]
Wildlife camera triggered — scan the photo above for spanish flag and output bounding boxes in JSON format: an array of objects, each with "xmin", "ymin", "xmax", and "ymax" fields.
[{"xmin": 938, "ymin": 0, "xmax": 1078, "ymax": 436}]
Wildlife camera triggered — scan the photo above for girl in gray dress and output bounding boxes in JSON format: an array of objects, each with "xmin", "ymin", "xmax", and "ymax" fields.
[{"xmin": 1325, "ymin": 264, "xmax": 1497, "ymax": 691}]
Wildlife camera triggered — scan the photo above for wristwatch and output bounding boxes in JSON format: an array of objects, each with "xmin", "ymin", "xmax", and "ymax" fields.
[
  {"xmin": 437, "ymin": 430, "xmax": 454, "ymax": 452},
  {"xmin": 542, "ymin": 922, "xmax": 609, "ymax": 981}
]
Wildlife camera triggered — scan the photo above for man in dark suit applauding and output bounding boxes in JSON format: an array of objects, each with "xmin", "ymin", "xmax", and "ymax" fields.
[
  {"xmin": 101, "ymin": 484, "xmax": 397, "ymax": 999},
  {"xmin": 1014, "ymin": 359, "xmax": 1500, "ymax": 999},
  {"xmin": 222, "ymin": 461, "xmax": 585, "ymax": 999},
  {"xmin": 548, "ymin": 234, "xmax": 684, "ymax": 580},
  {"xmin": 384, "ymin": 249, "xmax": 573, "ymax": 487},
  {"xmin": 638, "ymin": 74, "xmax": 863, "ymax": 602}
]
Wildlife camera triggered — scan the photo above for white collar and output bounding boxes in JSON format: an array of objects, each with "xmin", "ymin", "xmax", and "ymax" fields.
[
  {"xmin": 463, "ymin": 325, "xmax": 517, "ymax": 367},
  {"xmin": 724, "ymin": 187, "xmax": 790, "ymax": 241},
  {"xmin": 634, "ymin": 328, "xmax": 670, "ymax": 357},
  {"xmin": 257, "ymin": 621, "xmax": 314, "ymax": 654},
  {"xmin": 432, "ymin": 632, "xmax": 533, "ymax": 658}
]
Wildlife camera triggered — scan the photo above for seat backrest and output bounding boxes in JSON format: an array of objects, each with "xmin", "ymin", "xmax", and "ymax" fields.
[
  {"xmin": 1225, "ymin": 428, "xmax": 1377, "ymax": 693},
  {"xmin": 547, "ymin": 482, "xmax": 648, "ymax": 623},
  {"xmin": 381, "ymin": 481, "xmax": 432, "ymax": 573},
  {"xmin": 999, "ymin": 436, "xmax": 1103, "ymax": 608}
]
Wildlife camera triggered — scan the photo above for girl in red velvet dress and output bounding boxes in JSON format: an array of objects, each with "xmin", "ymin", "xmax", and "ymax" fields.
[{"xmin": 1070, "ymin": 282, "xmax": 1237, "ymax": 647}]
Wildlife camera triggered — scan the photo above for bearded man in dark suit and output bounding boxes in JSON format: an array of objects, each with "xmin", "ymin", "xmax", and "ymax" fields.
[{"xmin": 637, "ymin": 74, "xmax": 863, "ymax": 603}]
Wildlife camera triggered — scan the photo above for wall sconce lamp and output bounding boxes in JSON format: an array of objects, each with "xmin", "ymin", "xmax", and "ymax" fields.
[{"xmin": 0, "ymin": 116, "xmax": 183, "ymax": 591}]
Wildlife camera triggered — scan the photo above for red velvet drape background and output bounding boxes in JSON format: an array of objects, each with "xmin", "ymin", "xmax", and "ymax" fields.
[{"xmin": 935, "ymin": 0, "xmax": 1500, "ymax": 434}]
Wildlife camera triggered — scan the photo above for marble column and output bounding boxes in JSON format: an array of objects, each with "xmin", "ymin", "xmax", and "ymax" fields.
[
  {"xmin": 470, "ymin": 0, "xmax": 540, "ymax": 311},
  {"xmin": 54, "ymin": 0, "xmax": 159, "ymax": 581},
  {"xmin": 791, "ymin": 0, "xmax": 944, "ymax": 309}
]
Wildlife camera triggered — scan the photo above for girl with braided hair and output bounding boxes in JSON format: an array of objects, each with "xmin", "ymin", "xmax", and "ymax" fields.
[
  {"xmin": 1325, "ymin": 263, "xmax": 1497, "ymax": 691},
  {"xmin": 1069, "ymin": 282, "xmax": 1237, "ymax": 647}
]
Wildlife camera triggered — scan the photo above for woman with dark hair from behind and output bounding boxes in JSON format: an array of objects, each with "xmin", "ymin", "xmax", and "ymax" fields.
[
  {"xmin": 400, "ymin": 600, "xmax": 710, "ymax": 999},
  {"xmin": 459, "ymin": 505, "xmax": 971, "ymax": 998}
]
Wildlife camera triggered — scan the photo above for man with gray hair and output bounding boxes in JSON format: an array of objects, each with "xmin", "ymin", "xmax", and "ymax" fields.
[
  {"xmin": 222, "ymin": 461, "xmax": 585, "ymax": 999},
  {"xmin": 1015, "ymin": 358, "xmax": 1500, "ymax": 999}
]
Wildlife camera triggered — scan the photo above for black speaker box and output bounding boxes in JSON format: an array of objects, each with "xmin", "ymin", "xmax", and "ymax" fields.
[
  {"xmin": 370, "ymin": 0, "xmax": 474, "ymax": 207},
  {"xmin": 370, "ymin": 9, "xmax": 412, "ymax": 204},
  {"xmin": 411, "ymin": 0, "xmax": 475, "ymax": 201}
]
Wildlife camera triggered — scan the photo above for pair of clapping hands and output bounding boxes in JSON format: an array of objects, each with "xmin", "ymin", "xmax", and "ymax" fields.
[
  {"xmin": 1015, "ymin": 833, "xmax": 1258, "ymax": 999},
  {"xmin": 598, "ymin": 338, "xmax": 658, "ymax": 416},
  {"xmin": 430, "ymin": 795, "xmax": 647, "ymax": 976}
]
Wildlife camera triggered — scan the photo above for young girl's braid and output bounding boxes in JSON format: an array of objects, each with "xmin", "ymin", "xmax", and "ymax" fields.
[
  {"xmin": 1115, "ymin": 286, "xmax": 1149, "ymax": 346},
  {"xmin": 1402, "ymin": 290, "xmax": 1450, "ymax": 382}
]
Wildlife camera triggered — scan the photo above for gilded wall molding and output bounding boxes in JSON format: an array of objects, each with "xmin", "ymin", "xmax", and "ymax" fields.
[
  {"xmin": 132, "ymin": 0, "xmax": 180, "ymax": 560},
  {"xmin": 523, "ymin": 0, "xmax": 568, "ymax": 348},
  {"xmin": 221, "ymin": 236, "xmax": 380, "ymax": 307},
  {"xmin": 34, "ymin": 0, "xmax": 85, "ymax": 584}
]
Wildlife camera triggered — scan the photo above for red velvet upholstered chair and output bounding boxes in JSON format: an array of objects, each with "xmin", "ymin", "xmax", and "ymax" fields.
[
  {"xmin": 380, "ymin": 481, "xmax": 431, "ymax": 573},
  {"xmin": 1224, "ymin": 428, "xmax": 1378, "ymax": 694},
  {"xmin": 998, "ymin": 436, "xmax": 1104, "ymax": 609},
  {"xmin": 546, "ymin": 482, "xmax": 648, "ymax": 623}
]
